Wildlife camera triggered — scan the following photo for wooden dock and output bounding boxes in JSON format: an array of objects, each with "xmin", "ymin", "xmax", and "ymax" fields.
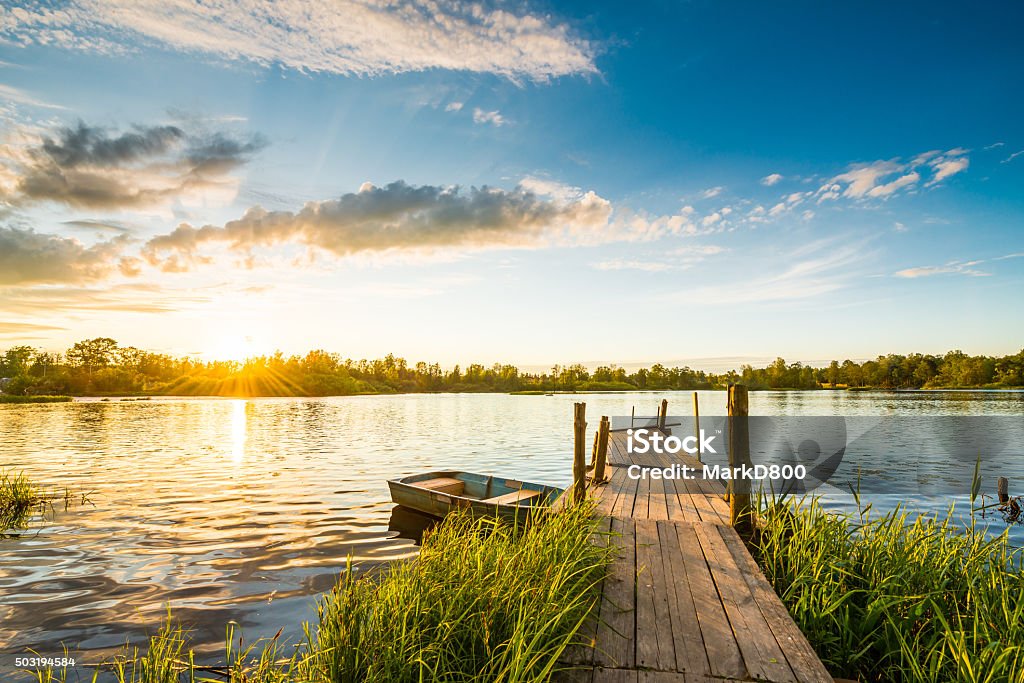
[{"xmin": 559, "ymin": 400, "xmax": 834, "ymax": 682}]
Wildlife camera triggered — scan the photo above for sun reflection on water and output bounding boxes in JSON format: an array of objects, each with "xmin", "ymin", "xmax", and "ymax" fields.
[{"xmin": 231, "ymin": 399, "xmax": 247, "ymax": 463}]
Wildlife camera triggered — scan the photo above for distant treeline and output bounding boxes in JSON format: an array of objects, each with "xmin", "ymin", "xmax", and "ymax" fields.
[{"xmin": 0, "ymin": 338, "xmax": 1022, "ymax": 397}]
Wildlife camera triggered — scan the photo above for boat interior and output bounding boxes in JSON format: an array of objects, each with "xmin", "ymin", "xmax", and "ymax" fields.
[{"xmin": 402, "ymin": 471, "xmax": 553, "ymax": 506}]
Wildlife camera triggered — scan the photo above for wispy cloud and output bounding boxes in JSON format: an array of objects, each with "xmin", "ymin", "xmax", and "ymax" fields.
[
  {"xmin": 0, "ymin": 83, "xmax": 65, "ymax": 110},
  {"xmin": 472, "ymin": 108, "xmax": 506, "ymax": 126},
  {"xmin": 701, "ymin": 186, "xmax": 723, "ymax": 198},
  {"xmin": 1002, "ymin": 150, "xmax": 1024, "ymax": 164},
  {"xmin": 444, "ymin": 101, "xmax": 464, "ymax": 112},
  {"xmin": 0, "ymin": 0, "xmax": 597, "ymax": 82},
  {"xmin": 591, "ymin": 245, "xmax": 726, "ymax": 272},
  {"xmin": 675, "ymin": 240, "xmax": 870, "ymax": 305},
  {"xmin": 894, "ymin": 260, "xmax": 989, "ymax": 278},
  {"xmin": 760, "ymin": 173, "xmax": 783, "ymax": 186},
  {"xmin": 893, "ymin": 252, "xmax": 1024, "ymax": 278}
]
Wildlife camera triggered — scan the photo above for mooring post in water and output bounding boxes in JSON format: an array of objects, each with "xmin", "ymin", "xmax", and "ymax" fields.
[
  {"xmin": 659, "ymin": 398, "xmax": 668, "ymax": 431},
  {"xmin": 728, "ymin": 384, "xmax": 753, "ymax": 537},
  {"xmin": 593, "ymin": 416, "xmax": 610, "ymax": 484},
  {"xmin": 573, "ymin": 402, "xmax": 588, "ymax": 503},
  {"xmin": 692, "ymin": 391, "xmax": 701, "ymax": 464},
  {"xmin": 998, "ymin": 476, "xmax": 1010, "ymax": 504}
]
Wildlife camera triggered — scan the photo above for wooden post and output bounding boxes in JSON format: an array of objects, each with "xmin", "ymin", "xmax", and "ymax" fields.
[
  {"xmin": 593, "ymin": 416, "xmax": 610, "ymax": 484},
  {"xmin": 692, "ymin": 391, "xmax": 701, "ymax": 464},
  {"xmin": 728, "ymin": 384, "xmax": 753, "ymax": 537},
  {"xmin": 998, "ymin": 476, "xmax": 1010, "ymax": 504},
  {"xmin": 573, "ymin": 402, "xmax": 587, "ymax": 504},
  {"xmin": 659, "ymin": 399, "xmax": 668, "ymax": 430},
  {"xmin": 590, "ymin": 429, "xmax": 600, "ymax": 467}
]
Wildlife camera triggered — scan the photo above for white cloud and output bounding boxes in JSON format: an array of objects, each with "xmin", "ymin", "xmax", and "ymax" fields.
[
  {"xmin": 817, "ymin": 148, "xmax": 970, "ymax": 202},
  {"xmin": 867, "ymin": 171, "xmax": 919, "ymax": 197},
  {"xmin": 472, "ymin": 108, "xmax": 506, "ymax": 126},
  {"xmin": 592, "ymin": 259, "xmax": 672, "ymax": 272},
  {"xmin": 444, "ymin": 101, "xmax": 464, "ymax": 112},
  {"xmin": 1002, "ymin": 150, "xmax": 1024, "ymax": 164},
  {"xmin": 893, "ymin": 221, "xmax": 907, "ymax": 232},
  {"xmin": 677, "ymin": 240, "xmax": 869, "ymax": 305},
  {"xmin": 0, "ymin": 0, "xmax": 597, "ymax": 82},
  {"xmin": 591, "ymin": 244, "xmax": 725, "ymax": 272},
  {"xmin": 0, "ymin": 83, "xmax": 65, "ymax": 110},
  {"xmin": 984, "ymin": 142, "xmax": 1005, "ymax": 150},
  {"xmin": 927, "ymin": 157, "xmax": 968, "ymax": 185},
  {"xmin": 894, "ymin": 260, "xmax": 989, "ymax": 278},
  {"xmin": 760, "ymin": 173, "xmax": 783, "ymax": 186},
  {"xmin": 701, "ymin": 186, "xmax": 723, "ymax": 198}
]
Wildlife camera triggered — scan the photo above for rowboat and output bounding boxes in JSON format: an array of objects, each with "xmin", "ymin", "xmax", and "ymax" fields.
[{"xmin": 387, "ymin": 470, "xmax": 563, "ymax": 522}]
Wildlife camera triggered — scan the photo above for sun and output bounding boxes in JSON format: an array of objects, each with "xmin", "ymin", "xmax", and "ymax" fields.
[{"xmin": 209, "ymin": 335, "xmax": 258, "ymax": 362}]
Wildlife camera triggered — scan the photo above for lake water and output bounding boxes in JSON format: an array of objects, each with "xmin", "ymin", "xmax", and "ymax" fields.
[{"xmin": 1, "ymin": 390, "xmax": 1023, "ymax": 670}]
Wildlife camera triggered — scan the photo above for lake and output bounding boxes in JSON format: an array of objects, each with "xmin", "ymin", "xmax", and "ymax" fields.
[{"xmin": 1, "ymin": 390, "xmax": 1022, "ymax": 668}]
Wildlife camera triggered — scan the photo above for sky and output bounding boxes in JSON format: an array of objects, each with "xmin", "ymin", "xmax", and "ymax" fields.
[{"xmin": 0, "ymin": 0, "xmax": 1022, "ymax": 368}]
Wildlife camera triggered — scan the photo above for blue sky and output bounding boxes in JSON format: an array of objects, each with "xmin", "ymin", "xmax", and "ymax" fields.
[{"xmin": 0, "ymin": 0, "xmax": 1021, "ymax": 367}]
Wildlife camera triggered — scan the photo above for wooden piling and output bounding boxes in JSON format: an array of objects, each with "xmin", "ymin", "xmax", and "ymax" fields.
[
  {"xmin": 593, "ymin": 416, "xmax": 610, "ymax": 484},
  {"xmin": 573, "ymin": 402, "xmax": 588, "ymax": 503},
  {"xmin": 728, "ymin": 384, "xmax": 753, "ymax": 537},
  {"xmin": 659, "ymin": 398, "xmax": 668, "ymax": 430},
  {"xmin": 692, "ymin": 391, "xmax": 701, "ymax": 464},
  {"xmin": 998, "ymin": 476, "xmax": 1010, "ymax": 504}
]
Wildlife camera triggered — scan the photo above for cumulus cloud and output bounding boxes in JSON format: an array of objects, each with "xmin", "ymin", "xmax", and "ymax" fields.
[
  {"xmin": 472, "ymin": 108, "xmax": 506, "ymax": 126},
  {"xmin": 142, "ymin": 180, "xmax": 615, "ymax": 269},
  {"xmin": 139, "ymin": 179, "xmax": 719, "ymax": 271},
  {"xmin": 0, "ymin": 120, "xmax": 265, "ymax": 209},
  {"xmin": 0, "ymin": 225, "xmax": 134, "ymax": 284},
  {"xmin": 444, "ymin": 101, "xmax": 464, "ymax": 112},
  {"xmin": 760, "ymin": 173, "xmax": 783, "ymax": 186},
  {"xmin": 0, "ymin": 0, "xmax": 597, "ymax": 82}
]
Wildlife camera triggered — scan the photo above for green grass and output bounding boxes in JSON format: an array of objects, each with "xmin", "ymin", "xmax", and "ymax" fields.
[
  {"xmin": 0, "ymin": 395, "xmax": 72, "ymax": 403},
  {"xmin": 34, "ymin": 502, "xmax": 610, "ymax": 682},
  {"xmin": 1, "ymin": 471, "xmax": 92, "ymax": 535},
  {"xmin": 0, "ymin": 471, "xmax": 43, "ymax": 533},
  {"xmin": 754, "ymin": 496, "xmax": 1024, "ymax": 682}
]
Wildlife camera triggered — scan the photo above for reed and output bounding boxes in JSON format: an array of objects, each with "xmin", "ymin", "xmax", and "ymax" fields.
[
  {"xmin": 34, "ymin": 502, "xmax": 610, "ymax": 683},
  {"xmin": 0, "ymin": 471, "xmax": 44, "ymax": 533},
  {"xmin": 754, "ymin": 495, "xmax": 1024, "ymax": 682}
]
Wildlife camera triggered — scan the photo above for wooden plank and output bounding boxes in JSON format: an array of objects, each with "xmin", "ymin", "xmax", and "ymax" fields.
[
  {"xmin": 611, "ymin": 469, "xmax": 639, "ymax": 519},
  {"xmin": 594, "ymin": 668, "xmax": 640, "ymax": 683},
  {"xmin": 673, "ymin": 523, "xmax": 746, "ymax": 680},
  {"xmin": 718, "ymin": 527, "xmax": 833, "ymax": 683},
  {"xmin": 483, "ymin": 489, "xmax": 541, "ymax": 505},
  {"xmin": 593, "ymin": 518, "xmax": 636, "ymax": 669},
  {"xmin": 416, "ymin": 477, "xmax": 465, "ymax": 495},
  {"xmin": 692, "ymin": 523, "xmax": 796, "ymax": 683},
  {"xmin": 635, "ymin": 519, "xmax": 675, "ymax": 670},
  {"xmin": 647, "ymin": 475, "xmax": 671, "ymax": 521},
  {"xmin": 632, "ymin": 468, "xmax": 651, "ymax": 519},
  {"xmin": 656, "ymin": 520, "xmax": 711, "ymax": 675},
  {"xmin": 554, "ymin": 667, "xmax": 596, "ymax": 683}
]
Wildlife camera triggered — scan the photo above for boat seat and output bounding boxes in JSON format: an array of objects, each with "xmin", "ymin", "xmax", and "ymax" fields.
[
  {"xmin": 417, "ymin": 477, "xmax": 465, "ymax": 496},
  {"xmin": 484, "ymin": 489, "xmax": 542, "ymax": 505}
]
